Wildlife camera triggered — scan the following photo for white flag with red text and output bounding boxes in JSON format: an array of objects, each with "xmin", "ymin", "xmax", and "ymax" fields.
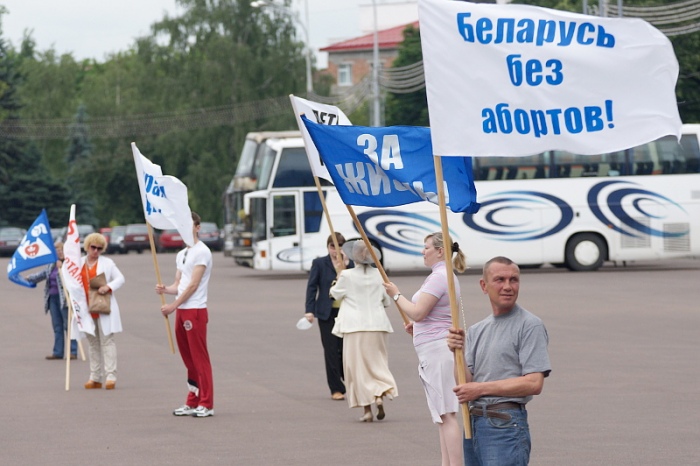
[{"xmin": 62, "ymin": 205, "xmax": 94, "ymax": 337}]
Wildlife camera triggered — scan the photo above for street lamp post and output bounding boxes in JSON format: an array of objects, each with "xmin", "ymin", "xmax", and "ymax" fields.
[
  {"xmin": 251, "ymin": 0, "xmax": 313, "ymax": 94},
  {"xmin": 371, "ymin": 0, "xmax": 381, "ymax": 127}
]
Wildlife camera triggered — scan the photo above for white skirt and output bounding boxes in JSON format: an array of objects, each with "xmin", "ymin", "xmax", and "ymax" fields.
[
  {"xmin": 342, "ymin": 331, "xmax": 398, "ymax": 409},
  {"xmin": 415, "ymin": 338, "xmax": 459, "ymax": 423}
]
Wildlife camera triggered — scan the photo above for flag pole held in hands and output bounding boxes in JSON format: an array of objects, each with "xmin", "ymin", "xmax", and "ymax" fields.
[
  {"xmin": 147, "ymin": 222, "xmax": 176, "ymax": 353},
  {"xmin": 434, "ymin": 155, "xmax": 472, "ymax": 439},
  {"xmin": 132, "ymin": 142, "xmax": 194, "ymax": 354}
]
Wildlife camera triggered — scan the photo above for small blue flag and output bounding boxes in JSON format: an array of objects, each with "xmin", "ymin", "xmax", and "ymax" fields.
[
  {"xmin": 7, "ymin": 209, "xmax": 58, "ymax": 288},
  {"xmin": 302, "ymin": 116, "xmax": 480, "ymax": 213}
]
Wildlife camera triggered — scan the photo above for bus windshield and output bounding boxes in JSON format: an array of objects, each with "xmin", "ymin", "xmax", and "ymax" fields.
[{"xmin": 234, "ymin": 139, "xmax": 259, "ymax": 178}]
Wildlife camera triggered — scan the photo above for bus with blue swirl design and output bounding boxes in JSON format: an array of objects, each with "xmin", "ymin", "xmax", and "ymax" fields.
[{"xmin": 241, "ymin": 124, "xmax": 700, "ymax": 272}]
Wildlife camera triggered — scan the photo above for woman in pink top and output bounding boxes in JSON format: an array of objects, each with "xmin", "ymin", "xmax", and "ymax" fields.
[{"xmin": 384, "ymin": 232, "xmax": 466, "ymax": 466}]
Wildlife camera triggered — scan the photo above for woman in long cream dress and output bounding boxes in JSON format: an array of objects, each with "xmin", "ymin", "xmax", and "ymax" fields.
[{"xmin": 330, "ymin": 240, "xmax": 398, "ymax": 422}]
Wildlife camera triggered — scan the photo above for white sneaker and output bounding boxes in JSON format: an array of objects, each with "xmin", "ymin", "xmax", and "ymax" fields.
[
  {"xmin": 173, "ymin": 405, "xmax": 195, "ymax": 416},
  {"xmin": 191, "ymin": 406, "xmax": 214, "ymax": 418}
]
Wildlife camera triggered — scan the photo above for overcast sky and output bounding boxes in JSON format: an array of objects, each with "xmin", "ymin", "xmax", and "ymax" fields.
[{"xmin": 0, "ymin": 0, "xmax": 365, "ymax": 68}]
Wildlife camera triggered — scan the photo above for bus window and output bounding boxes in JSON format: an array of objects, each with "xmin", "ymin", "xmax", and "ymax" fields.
[
  {"xmin": 273, "ymin": 147, "xmax": 316, "ymax": 188},
  {"xmin": 630, "ymin": 141, "xmax": 654, "ymax": 175},
  {"xmin": 235, "ymin": 139, "xmax": 259, "ymax": 178},
  {"xmin": 681, "ymin": 133, "xmax": 700, "ymax": 173},
  {"xmin": 605, "ymin": 150, "xmax": 628, "ymax": 176},
  {"xmin": 250, "ymin": 197, "xmax": 268, "ymax": 244},
  {"xmin": 473, "ymin": 153, "xmax": 544, "ymax": 181},
  {"xmin": 303, "ymin": 191, "xmax": 324, "ymax": 233},
  {"xmin": 271, "ymin": 195, "xmax": 297, "ymax": 237},
  {"xmin": 551, "ymin": 150, "xmax": 575, "ymax": 177},
  {"xmin": 256, "ymin": 145, "xmax": 278, "ymax": 190}
]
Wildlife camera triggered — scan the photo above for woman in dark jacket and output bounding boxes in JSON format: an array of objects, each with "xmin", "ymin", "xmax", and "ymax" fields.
[{"xmin": 304, "ymin": 232, "xmax": 351, "ymax": 400}]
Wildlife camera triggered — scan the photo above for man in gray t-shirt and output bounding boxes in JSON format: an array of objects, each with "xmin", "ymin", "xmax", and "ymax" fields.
[{"xmin": 448, "ymin": 256, "xmax": 551, "ymax": 466}]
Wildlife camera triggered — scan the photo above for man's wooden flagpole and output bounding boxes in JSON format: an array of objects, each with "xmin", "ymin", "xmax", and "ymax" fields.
[
  {"xmin": 433, "ymin": 155, "xmax": 472, "ymax": 439},
  {"xmin": 147, "ymin": 223, "xmax": 175, "ymax": 354}
]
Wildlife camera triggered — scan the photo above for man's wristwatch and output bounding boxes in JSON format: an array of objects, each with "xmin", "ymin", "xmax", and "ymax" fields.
[{"xmin": 393, "ymin": 293, "xmax": 401, "ymax": 302}]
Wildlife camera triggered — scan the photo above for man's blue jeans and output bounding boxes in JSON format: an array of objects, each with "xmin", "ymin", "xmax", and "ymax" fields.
[
  {"xmin": 48, "ymin": 294, "xmax": 77, "ymax": 358},
  {"xmin": 463, "ymin": 406, "xmax": 531, "ymax": 466}
]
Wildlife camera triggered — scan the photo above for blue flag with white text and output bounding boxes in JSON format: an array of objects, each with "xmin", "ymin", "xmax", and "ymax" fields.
[
  {"xmin": 7, "ymin": 209, "xmax": 58, "ymax": 288},
  {"xmin": 302, "ymin": 116, "xmax": 480, "ymax": 213}
]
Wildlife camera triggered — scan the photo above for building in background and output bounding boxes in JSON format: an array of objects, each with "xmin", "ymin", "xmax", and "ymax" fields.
[{"xmin": 321, "ymin": 20, "xmax": 418, "ymax": 92}]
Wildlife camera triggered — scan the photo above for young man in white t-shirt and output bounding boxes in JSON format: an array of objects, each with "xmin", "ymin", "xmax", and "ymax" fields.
[{"xmin": 156, "ymin": 212, "xmax": 214, "ymax": 417}]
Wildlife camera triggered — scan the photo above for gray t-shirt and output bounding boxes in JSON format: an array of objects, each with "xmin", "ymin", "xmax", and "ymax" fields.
[{"xmin": 466, "ymin": 304, "xmax": 551, "ymax": 406}]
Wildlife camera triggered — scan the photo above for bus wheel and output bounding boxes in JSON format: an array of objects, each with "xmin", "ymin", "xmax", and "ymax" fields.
[{"xmin": 565, "ymin": 233, "xmax": 607, "ymax": 271}]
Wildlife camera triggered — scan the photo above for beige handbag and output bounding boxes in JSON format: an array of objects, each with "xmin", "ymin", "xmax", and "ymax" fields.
[{"xmin": 88, "ymin": 273, "xmax": 111, "ymax": 314}]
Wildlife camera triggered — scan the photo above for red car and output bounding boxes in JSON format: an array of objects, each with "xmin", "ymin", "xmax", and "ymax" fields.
[
  {"xmin": 123, "ymin": 223, "xmax": 152, "ymax": 253},
  {"xmin": 158, "ymin": 229, "xmax": 185, "ymax": 252}
]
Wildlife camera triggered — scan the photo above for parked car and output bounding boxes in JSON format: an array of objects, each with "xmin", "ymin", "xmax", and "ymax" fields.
[
  {"xmin": 158, "ymin": 229, "xmax": 185, "ymax": 252},
  {"xmin": 107, "ymin": 225, "xmax": 127, "ymax": 254},
  {"xmin": 199, "ymin": 222, "xmax": 223, "ymax": 251},
  {"xmin": 123, "ymin": 223, "xmax": 152, "ymax": 253},
  {"xmin": 0, "ymin": 227, "xmax": 27, "ymax": 257},
  {"xmin": 99, "ymin": 227, "xmax": 112, "ymax": 245}
]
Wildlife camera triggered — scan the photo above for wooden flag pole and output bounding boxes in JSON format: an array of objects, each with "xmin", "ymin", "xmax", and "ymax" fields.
[
  {"xmin": 59, "ymin": 268, "xmax": 85, "ymax": 391},
  {"xmin": 345, "ymin": 205, "xmax": 410, "ymax": 326},
  {"xmin": 60, "ymin": 269, "xmax": 73, "ymax": 391},
  {"xmin": 313, "ymin": 176, "xmax": 344, "ymax": 272},
  {"xmin": 147, "ymin": 223, "xmax": 176, "ymax": 354},
  {"xmin": 433, "ymin": 155, "xmax": 472, "ymax": 439}
]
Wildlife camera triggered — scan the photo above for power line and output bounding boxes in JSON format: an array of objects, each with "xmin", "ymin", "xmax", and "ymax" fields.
[{"xmin": 0, "ymin": 96, "xmax": 293, "ymax": 140}]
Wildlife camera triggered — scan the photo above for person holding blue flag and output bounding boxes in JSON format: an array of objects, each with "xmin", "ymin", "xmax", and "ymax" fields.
[
  {"xmin": 25, "ymin": 241, "xmax": 78, "ymax": 360},
  {"xmin": 6, "ymin": 209, "xmax": 76, "ymax": 360}
]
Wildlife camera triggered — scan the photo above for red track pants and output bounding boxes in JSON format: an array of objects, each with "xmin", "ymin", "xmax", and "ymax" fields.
[{"xmin": 175, "ymin": 308, "xmax": 214, "ymax": 409}]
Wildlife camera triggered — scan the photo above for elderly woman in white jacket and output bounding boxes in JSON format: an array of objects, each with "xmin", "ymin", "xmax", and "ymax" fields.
[
  {"xmin": 80, "ymin": 233, "xmax": 125, "ymax": 390},
  {"xmin": 330, "ymin": 240, "xmax": 398, "ymax": 422}
]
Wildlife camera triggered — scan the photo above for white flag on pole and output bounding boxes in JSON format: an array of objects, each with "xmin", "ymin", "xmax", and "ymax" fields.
[
  {"xmin": 62, "ymin": 205, "xmax": 95, "ymax": 337},
  {"xmin": 290, "ymin": 95, "xmax": 352, "ymax": 182},
  {"xmin": 131, "ymin": 143, "xmax": 194, "ymax": 246},
  {"xmin": 419, "ymin": 0, "xmax": 682, "ymax": 157}
]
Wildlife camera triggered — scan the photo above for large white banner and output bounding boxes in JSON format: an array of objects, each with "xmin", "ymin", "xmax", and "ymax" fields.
[
  {"xmin": 289, "ymin": 95, "xmax": 352, "ymax": 182},
  {"xmin": 419, "ymin": 0, "xmax": 682, "ymax": 157}
]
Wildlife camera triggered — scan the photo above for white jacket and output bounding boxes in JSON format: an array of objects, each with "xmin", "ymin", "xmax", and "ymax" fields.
[
  {"xmin": 80, "ymin": 256, "xmax": 125, "ymax": 335},
  {"xmin": 330, "ymin": 265, "xmax": 393, "ymax": 337}
]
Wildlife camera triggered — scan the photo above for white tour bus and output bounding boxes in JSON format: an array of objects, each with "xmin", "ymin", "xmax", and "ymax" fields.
[
  {"xmin": 241, "ymin": 124, "xmax": 700, "ymax": 272},
  {"xmin": 223, "ymin": 130, "xmax": 301, "ymax": 265}
]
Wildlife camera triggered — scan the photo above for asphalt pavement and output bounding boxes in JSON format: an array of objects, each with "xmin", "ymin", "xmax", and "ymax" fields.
[{"xmin": 1, "ymin": 253, "xmax": 698, "ymax": 465}]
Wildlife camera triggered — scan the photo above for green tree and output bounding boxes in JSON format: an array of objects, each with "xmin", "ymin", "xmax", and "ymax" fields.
[
  {"xmin": 384, "ymin": 25, "xmax": 428, "ymax": 126},
  {"xmin": 65, "ymin": 104, "xmax": 98, "ymax": 226},
  {"xmin": 0, "ymin": 144, "xmax": 71, "ymax": 228}
]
